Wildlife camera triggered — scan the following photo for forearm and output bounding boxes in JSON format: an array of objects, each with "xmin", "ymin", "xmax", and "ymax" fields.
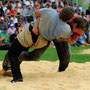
[
  {"xmin": 32, "ymin": 18, "xmax": 40, "ymax": 35},
  {"xmin": 65, "ymin": 33, "xmax": 81, "ymax": 45},
  {"xmin": 0, "ymin": 37, "xmax": 5, "ymax": 41}
]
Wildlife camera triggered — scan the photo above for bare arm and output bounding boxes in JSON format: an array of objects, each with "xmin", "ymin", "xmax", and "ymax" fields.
[
  {"xmin": 65, "ymin": 33, "xmax": 81, "ymax": 45},
  {"xmin": 54, "ymin": 33, "xmax": 81, "ymax": 45},
  {"xmin": 32, "ymin": 10, "xmax": 42, "ymax": 35},
  {"xmin": 32, "ymin": 18, "xmax": 40, "ymax": 35}
]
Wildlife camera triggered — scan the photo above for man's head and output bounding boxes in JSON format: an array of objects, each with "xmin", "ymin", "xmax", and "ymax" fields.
[
  {"xmin": 4, "ymin": 28, "xmax": 8, "ymax": 34},
  {"xmin": 0, "ymin": 17, "xmax": 4, "ymax": 23},
  {"xmin": 11, "ymin": 24, "xmax": 14, "ymax": 28},
  {"xmin": 72, "ymin": 17, "xmax": 89, "ymax": 35},
  {"xmin": 60, "ymin": 7, "xmax": 74, "ymax": 22}
]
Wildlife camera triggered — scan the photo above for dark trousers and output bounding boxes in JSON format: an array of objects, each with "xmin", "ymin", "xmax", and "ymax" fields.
[
  {"xmin": 19, "ymin": 41, "xmax": 71, "ymax": 72},
  {"xmin": 8, "ymin": 38, "xmax": 29, "ymax": 80}
]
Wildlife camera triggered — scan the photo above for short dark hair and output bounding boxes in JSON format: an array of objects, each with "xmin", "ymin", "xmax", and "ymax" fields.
[
  {"xmin": 60, "ymin": 7, "xmax": 74, "ymax": 22},
  {"xmin": 73, "ymin": 17, "xmax": 89, "ymax": 32},
  {"xmin": 4, "ymin": 28, "xmax": 8, "ymax": 31}
]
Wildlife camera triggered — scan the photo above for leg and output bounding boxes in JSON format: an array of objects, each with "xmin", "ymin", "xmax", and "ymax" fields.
[
  {"xmin": 53, "ymin": 41, "xmax": 71, "ymax": 72},
  {"xmin": 2, "ymin": 41, "xmax": 50, "ymax": 74},
  {"xmin": 8, "ymin": 38, "xmax": 29, "ymax": 83},
  {"xmin": 18, "ymin": 41, "xmax": 50, "ymax": 61},
  {"xmin": 2, "ymin": 53, "xmax": 11, "ymax": 71}
]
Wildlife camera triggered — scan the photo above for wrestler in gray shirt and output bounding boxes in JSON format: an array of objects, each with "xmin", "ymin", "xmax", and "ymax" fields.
[{"xmin": 39, "ymin": 8, "xmax": 72, "ymax": 41}]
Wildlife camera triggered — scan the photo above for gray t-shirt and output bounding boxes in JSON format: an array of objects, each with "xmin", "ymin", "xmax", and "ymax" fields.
[{"xmin": 39, "ymin": 8, "xmax": 72, "ymax": 41}]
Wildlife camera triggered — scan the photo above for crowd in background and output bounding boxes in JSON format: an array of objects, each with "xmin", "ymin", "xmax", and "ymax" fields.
[{"xmin": 0, "ymin": 0, "xmax": 90, "ymax": 49}]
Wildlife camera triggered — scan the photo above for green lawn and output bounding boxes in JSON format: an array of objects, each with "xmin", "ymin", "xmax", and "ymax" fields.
[{"xmin": 0, "ymin": 47, "xmax": 90, "ymax": 63}]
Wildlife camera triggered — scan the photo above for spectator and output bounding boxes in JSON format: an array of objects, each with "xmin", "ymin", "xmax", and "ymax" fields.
[
  {"xmin": 4, "ymin": 8, "xmax": 9, "ymax": 16},
  {"xmin": 27, "ymin": 6, "xmax": 34, "ymax": 17},
  {"xmin": 0, "ymin": 1, "xmax": 4, "ymax": 17},
  {"xmin": 21, "ymin": 3, "xmax": 27, "ymax": 19},
  {"xmin": 23, "ymin": 19, "xmax": 29, "ymax": 28},
  {"xmin": 14, "ymin": 1, "xmax": 21, "ymax": 15},
  {"xmin": 18, "ymin": 23, "xmax": 25, "ymax": 33},
  {"xmin": 7, "ymin": 24, "xmax": 16, "ymax": 35},
  {"xmin": 63, "ymin": 0, "xmax": 68, "ymax": 7},
  {"xmin": 7, "ymin": 2, "xmax": 13, "ymax": 10},
  {"xmin": 56, "ymin": 5, "xmax": 63, "ymax": 13},
  {"xmin": 15, "ymin": 21, "xmax": 22, "ymax": 30},
  {"xmin": 33, "ymin": 1, "xmax": 40, "ymax": 11},
  {"xmin": 44, "ymin": 0, "xmax": 51, "ymax": 7},
  {"xmin": 23, "ymin": 0, "xmax": 30, "ymax": 6},
  {"xmin": 86, "ymin": 6, "xmax": 90, "ymax": 15},
  {"xmin": 86, "ymin": 6, "xmax": 90, "ymax": 23},
  {"xmin": 51, "ymin": 2, "xmax": 57, "ymax": 9},
  {"xmin": 10, "ymin": 30, "xmax": 19, "ymax": 43},
  {"xmin": 39, "ymin": 2, "xmax": 45, "ymax": 8},
  {"xmin": 50, "ymin": 0, "xmax": 55, "ymax": 3},
  {"xmin": 0, "ymin": 28, "xmax": 9, "ymax": 46},
  {"xmin": 8, "ymin": 8, "xmax": 17, "ymax": 16},
  {"xmin": 46, "ymin": 3, "xmax": 51, "ymax": 8},
  {"xmin": 4, "ymin": 0, "xmax": 10, "ymax": 5},
  {"xmin": 75, "ymin": 6, "xmax": 81, "ymax": 15},
  {"xmin": 18, "ymin": 15, "xmax": 24, "ymax": 23},
  {"xmin": 8, "ymin": 19, "xmax": 15, "ymax": 28},
  {"xmin": 0, "ymin": 17, "xmax": 8, "ymax": 33},
  {"xmin": 29, "ymin": 1, "xmax": 34, "ymax": 8},
  {"xmin": 58, "ymin": 0, "xmax": 64, "ymax": 8},
  {"xmin": 73, "ymin": 3, "xmax": 77, "ymax": 11},
  {"xmin": 74, "ymin": 34, "xmax": 90, "ymax": 47},
  {"xmin": 10, "ymin": 15, "xmax": 18, "ymax": 24},
  {"xmin": 69, "ymin": 0, "xmax": 73, "ymax": 7},
  {"xmin": 13, "ymin": 1, "xmax": 22, "ymax": 8},
  {"xmin": 3, "ymin": 3, "xmax": 7, "ymax": 12}
]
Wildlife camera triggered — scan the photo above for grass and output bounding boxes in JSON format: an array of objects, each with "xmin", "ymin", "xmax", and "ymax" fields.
[{"xmin": 0, "ymin": 47, "xmax": 90, "ymax": 63}]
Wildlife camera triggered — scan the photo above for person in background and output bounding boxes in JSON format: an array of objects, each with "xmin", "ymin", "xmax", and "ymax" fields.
[
  {"xmin": 73, "ymin": 34, "xmax": 90, "ymax": 47},
  {"xmin": 33, "ymin": 1, "xmax": 40, "ymax": 11},
  {"xmin": 8, "ymin": 8, "xmax": 17, "ymax": 16},
  {"xmin": 56, "ymin": 5, "xmax": 63, "ymax": 13},
  {"xmin": 8, "ymin": 19, "xmax": 15, "ymax": 28},
  {"xmin": 7, "ymin": 24, "xmax": 16, "ymax": 35},
  {"xmin": 18, "ymin": 23, "xmax": 25, "ymax": 33},
  {"xmin": 10, "ymin": 15, "xmax": 18, "ymax": 24},
  {"xmin": 27, "ymin": 5, "xmax": 34, "ymax": 20},
  {"xmin": 0, "ymin": 17, "xmax": 8, "ymax": 33},
  {"xmin": 14, "ymin": 1, "xmax": 21, "ymax": 15},
  {"xmin": 75, "ymin": 6, "xmax": 81, "ymax": 15},
  {"xmin": 10, "ymin": 30, "xmax": 19, "ymax": 43},
  {"xmin": 0, "ymin": 28, "xmax": 9, "ymax": 46},
  {"xmin": 23, "ymin": 19, "xmax": 29, "ymax": 28},
  {"xmin": 21, "ymin": 3, "xmax": 27, "ymax": 19},
  {"xmin": 0, "ymin": 1, "xmax": 5, "ymax": 17}
]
